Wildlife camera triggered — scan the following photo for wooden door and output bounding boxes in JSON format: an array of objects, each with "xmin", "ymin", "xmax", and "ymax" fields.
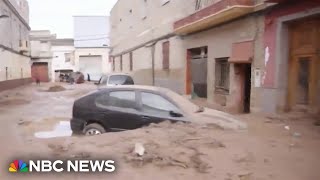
[{"xmin": 287, "ymin": 17, "xmax": 320, "ymax": 110}]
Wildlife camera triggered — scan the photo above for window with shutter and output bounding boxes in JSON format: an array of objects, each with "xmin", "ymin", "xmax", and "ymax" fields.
[{"xmin": 162, "ymin": 41, "xmax": 170, "ymax": 70}]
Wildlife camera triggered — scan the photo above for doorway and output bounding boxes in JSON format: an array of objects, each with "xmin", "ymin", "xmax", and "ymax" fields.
[
  {"xmin": 243, "ymin": 64, "xmax": 251, "ymax": 113},
  {"xmin": 186, "ymin": 47, "xmax": 208, "ymax": 98},
  {"xmin": 287, "ymin": 17, "xmax": 319, "ymax": 110}
]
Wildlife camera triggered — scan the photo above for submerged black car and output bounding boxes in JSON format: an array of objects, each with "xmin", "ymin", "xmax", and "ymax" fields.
[{"xmin": 71, "ymin": 85, "xmax": 246, "ymax": 135}]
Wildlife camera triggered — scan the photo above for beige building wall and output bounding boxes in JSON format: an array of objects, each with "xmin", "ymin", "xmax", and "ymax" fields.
[
  {"xmin": 0, "ymin": 51, "xmax": 31, "ymax": 81},
  {"xmin": 0, "ymin": 0, "xmax": 31, "ymax": 90},
  {"xmin": 74, "ymin": 48, "xmax": 110, "ymax": 74},
  {"xmin": 111, "ymin": 0, "xmax": 195, "ymax": 55},
  {"xmin": 183, "ymin": 15, "xmax": 265, "ymax": 112},
  {"xmin": 111, "ymin": 0, "xmax": 195, "ymax": 92}
]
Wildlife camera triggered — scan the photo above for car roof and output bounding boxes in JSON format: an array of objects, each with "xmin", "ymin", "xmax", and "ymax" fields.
[
  {"xmin": 101, "ymin": 85, "xmax": 167, "ymax": 92},
  {"xmin": 103, "ymin": 73, "xmax": 131, "ymax": 76}
]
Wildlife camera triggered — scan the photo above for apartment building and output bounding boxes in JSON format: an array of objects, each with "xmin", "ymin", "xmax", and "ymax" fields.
[
  {"xmin": 0, "ymin": 0, "xmax": 31, "ymax": 91},
  {"xmin": 51, "ymin": 39, "xmax": 75, "ymax": 82},
  {"xmin": 110, "ymin": 0, "xmax": 195, "ymax": 93},
  {"xmin": 30, "ymin": 30, "xmax": 56, "ymax": 82},
  {"xmin": 111, "ymin": 0, "xmax": 320, "ymax": 114}
]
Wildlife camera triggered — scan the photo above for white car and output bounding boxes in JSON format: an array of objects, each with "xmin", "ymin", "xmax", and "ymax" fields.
[{"xmin": 95, "ymin": 73, "xmax": 134, "ymax": 87}]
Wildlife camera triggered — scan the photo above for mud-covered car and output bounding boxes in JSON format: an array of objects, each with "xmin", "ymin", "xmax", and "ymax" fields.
[
  {"xmin": 71, "ymin": 85, "xmax": 246, "ymax": 136},
  {"xmin": 95, "ymin": 73, "xmax": 134, "ymax": 87}
]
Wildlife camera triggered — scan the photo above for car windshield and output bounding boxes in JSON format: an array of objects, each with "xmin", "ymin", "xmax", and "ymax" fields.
[
  {"xmin": 163, "ymin": 88, "xmax": 201, "ymax": 113},
  {"xmin": 108, "ymin": 75, "xmax": 133, "ymax": 85}
]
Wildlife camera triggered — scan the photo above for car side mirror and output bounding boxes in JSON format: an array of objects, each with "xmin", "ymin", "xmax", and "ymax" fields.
[{"xmin": 169, "ymin": 111, "xmax": 183, "ymax": 117}]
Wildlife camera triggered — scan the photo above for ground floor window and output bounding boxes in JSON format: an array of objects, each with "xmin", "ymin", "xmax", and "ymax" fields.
[{"xmin": 215, "ymin": 58, "xmax": 230, "ymax": 93}]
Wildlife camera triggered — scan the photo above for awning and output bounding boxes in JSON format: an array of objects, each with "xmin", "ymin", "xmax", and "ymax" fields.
[{"xmin": 229, "ymin": 41, "xmax": 254, "ymax": 63}]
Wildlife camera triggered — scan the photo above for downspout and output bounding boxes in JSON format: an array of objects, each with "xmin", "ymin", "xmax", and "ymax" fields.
[
  {"xmin": 146, "ymin": 41, "xmax": 157, "ymax": 86},
  {"xmin": 151, "ymin": 44, "xmax": 155, "ymax": 86}
]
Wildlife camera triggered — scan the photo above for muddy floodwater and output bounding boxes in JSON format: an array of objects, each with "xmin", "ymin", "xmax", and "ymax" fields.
[
  {"xmin": 0, "ymin": 83, "xmax": 320, "ymax": 180},
  {"xmin": 34, "ymin": 121, "xmax": 72, "ymax": 139}
]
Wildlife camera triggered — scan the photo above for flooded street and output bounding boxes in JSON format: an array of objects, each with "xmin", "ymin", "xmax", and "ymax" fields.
[{"xmin": 0, "ymin": 83, "xmax": 320, "ymax": 180}]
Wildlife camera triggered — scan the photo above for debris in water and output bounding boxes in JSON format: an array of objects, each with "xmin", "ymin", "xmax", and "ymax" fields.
[
  {"xmin": 47, "ymin": 85, "xmax": 66, "ymax": 92},
  {"xmin": 134, "ymin": 143, "xmax": 145, "ymax": 156}
]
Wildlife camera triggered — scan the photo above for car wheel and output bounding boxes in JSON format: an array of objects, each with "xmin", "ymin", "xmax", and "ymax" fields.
[{"xmin": 83, "ymin": 123, "xmax": 106, "ymax": 136}]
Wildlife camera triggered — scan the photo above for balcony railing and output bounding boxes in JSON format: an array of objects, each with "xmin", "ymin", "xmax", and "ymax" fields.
[{"xmin": 174, "ymin": 0, "xmax": 255, "ymax": 34}]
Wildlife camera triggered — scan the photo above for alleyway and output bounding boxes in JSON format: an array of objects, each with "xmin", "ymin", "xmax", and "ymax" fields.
[{"xmin": 0, "ymin": 83, "xmax": 319, "ymax": 180}]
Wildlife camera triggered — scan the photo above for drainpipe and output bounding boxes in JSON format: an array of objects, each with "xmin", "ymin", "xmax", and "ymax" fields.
[
  {"xmin": 146, "ymin": 42, "xmax": 156, "ymax": 86},
  {"xmin": 151, "ymin": 44, "xmax": 155, "ymax": 86}
]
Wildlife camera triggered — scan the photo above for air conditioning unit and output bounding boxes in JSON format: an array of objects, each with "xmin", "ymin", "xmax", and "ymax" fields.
[{"xmin": 19, "ymin": 40, "xmax": 29, "ymax": 53}]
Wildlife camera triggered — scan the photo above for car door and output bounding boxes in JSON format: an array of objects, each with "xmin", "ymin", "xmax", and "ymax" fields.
[
  {"xmin": 95, "ymin": 90, "xmax": 142, "ymax": 130},
  {"xmin": 137, "ymin": 91, "xmax": 185, "ymax": 126}
]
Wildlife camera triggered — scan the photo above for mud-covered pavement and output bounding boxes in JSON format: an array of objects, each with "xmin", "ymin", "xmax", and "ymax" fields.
[{"xmin": 0, "ymin": 83, "xmax": 320, "ymax": 180}]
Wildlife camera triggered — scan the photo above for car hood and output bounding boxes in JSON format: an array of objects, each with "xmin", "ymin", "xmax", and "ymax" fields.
[{"xmin": 186, "ymin": 108, "xmax": 247, "ymax": 130}]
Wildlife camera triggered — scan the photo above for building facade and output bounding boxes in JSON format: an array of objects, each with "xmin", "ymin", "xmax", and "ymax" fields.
[
  {"xmin": 110, "ymin": 0, "xmax": 195, "ymax": 93},
  {"xmin": 30, "ymin": 30, "xmax": 56, "ymax": 82},
  {"xmin": 110, "ymin": 0, "xmax": 320, "ymax": 114},
  {"xmin": 51, "ymin": 39, "xmax": 75, "ymax": 82},
  {"xmin": 74, "ymin": 16, "xmax": 111, "ymax": 81},
  {"xmin": 0, "ymin": 0, "xmax": 31, "ymax": 91}
]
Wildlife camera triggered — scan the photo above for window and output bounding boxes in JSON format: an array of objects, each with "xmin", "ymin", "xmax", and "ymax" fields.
[
  {"xmin": 120, "ymin": 55, "xmax": 123, "ymax": 71},
  {"xmin": 96, "ymin": 91, "xmax": 136, "ymax": 109},
  {"xmin": 162, "ymin": 41, "xmax": 170, "ymax": 70},
  {"xmin": 129, "ymin": 52, "xmax": 133, "ymax": 71},
  {"xmin": 215, "ymin": 58, "xmax": 230, "ymax": 93},
  {"xmin": 141, "ymin": 92, "xmax": 179, "ymax": 115},
  {"xmin": 64, "ymin": 53, "xmax": 71, "ymax": 62},
  {"xmin": 108, "ymin": 75, "xmax": 134, "ymax": 85}
]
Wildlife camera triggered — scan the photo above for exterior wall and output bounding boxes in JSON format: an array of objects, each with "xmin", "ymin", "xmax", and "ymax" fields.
[
  {"xmin": 0, "ymin": 0, "xmax": 31, "ymax": 91},
  {"xmin": 74, "ymin": 16, "xmax": 110, "ymax": 48},
  {"xmin": 51, "ymin": 45, "xmax": 75, "ymax": 82},
  {"xmin": 74, "ymin": 48, "xmax": 110, "ymax": 74},
  {"xmin": 110, "ymin": 0, "xmax": 195, "ymax": 92},
  {"xmin": 30, "ymin": 30, "xmax": 56, "ymax": 82},
  {"xmin": 112, "ymin": 36, "xmax": 186, "ymax": 93},
  {"xmin": 263, "ymin": 1, "xmax": 320, "ymax": 113},
  {"xmin": 111, "ymin": 0, "xmax": 195, "ymax": 55},
  {"xmin": 183, "ymin": 15, "xmax": 265, "ymax": 112}
]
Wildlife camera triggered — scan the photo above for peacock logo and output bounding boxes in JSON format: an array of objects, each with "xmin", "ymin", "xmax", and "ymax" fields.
[{"xmin": 9, "ymin": 160, "xmax": 29, "ymax": 173}]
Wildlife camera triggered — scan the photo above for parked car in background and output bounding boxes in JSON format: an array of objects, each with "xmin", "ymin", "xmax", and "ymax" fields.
[
  {"xmin": 67, "ymin": 72, "xmax": 85, "ymax": 84},
  {"xmin": 95, "ymin": 73, "xmax": 134, "ymax": 87},
  {"xmin": 71, "ymin": 85, "xmax": 246, "ymax": 136}
]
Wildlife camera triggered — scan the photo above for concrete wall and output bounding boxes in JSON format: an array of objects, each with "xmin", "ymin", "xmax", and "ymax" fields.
[
  {"xmin": 0, "ymin": 0, "xmax": 31, "ymax": 88},
  {"xmin": 110, "ymin": 0, "xmax": 195, "ymax": 55},
  {"xmin": 30, "ymin": 30, "xmax": 56, "ymax": 81},
  {"xmin": 74, "ymin": 48, "xmax": 111, "ymax": 74},
  {"xmin": 112, "ymin": 35, "xmax": 186, "ymax": 93},
  {"xmin": 183, "ymin": 15, "xmax": 265, "ymax": 112},
  {"xmin": 110, "ymin": 0, "xmax": 195, "ymax": 93},
  {"xmin": 51, "ymin": 45, "xmax": 75, "ymax": 82}
]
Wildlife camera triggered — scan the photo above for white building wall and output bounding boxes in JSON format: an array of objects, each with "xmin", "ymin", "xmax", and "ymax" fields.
[
  {"xmin": 51, "ymin": 45, "xmax": 75, "ymax": 82},
  {"xmin": 74, "ymin": 48, "xmax": 111, "ymax": 75},
  {"xmin": 0, "ymin": 0, "xmax": 31, "ymax": 84}
]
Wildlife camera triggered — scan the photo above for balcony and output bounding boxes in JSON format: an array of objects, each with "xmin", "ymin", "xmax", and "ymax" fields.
[{"xmin": 174, "ymin": 0, "xmax": 255, "ymax": 35}]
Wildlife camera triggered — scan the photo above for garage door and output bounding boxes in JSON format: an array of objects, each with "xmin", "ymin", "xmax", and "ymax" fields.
[
  {"xmin": 31, "ymin": 62, "xmax": 49, "ymax": 82},
  {"xmin": 79, "ymin": 56, "xmax": 102, "ymax": 81}
]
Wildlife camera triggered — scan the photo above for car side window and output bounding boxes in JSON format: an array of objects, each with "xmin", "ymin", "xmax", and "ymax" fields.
[
  {"xmin": 141, "ymin": 92, "xmax": 179, "ymax": 115},
  {"xmin": 96, "ymin": 91, "xmax": 137, "ymax": 109}
]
